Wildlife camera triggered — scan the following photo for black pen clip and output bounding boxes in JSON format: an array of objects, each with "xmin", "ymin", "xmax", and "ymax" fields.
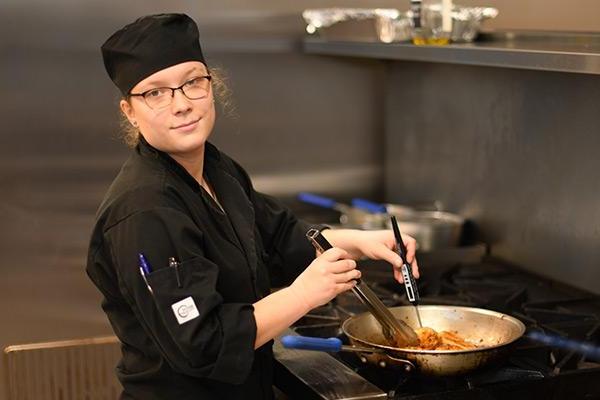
[{"xmin": 169, "ymin": 257, "xmax": 182, "ymax": 288}]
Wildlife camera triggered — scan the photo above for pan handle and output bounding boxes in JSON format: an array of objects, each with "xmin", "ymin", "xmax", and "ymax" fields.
[
  {"xmin": 384, "ymin": 353, "xmax": 416, "ymax": 372},
  {"xmin": 527, "ymin": 331, "xmax": 600, "ymax": 361},
  {"xmin": 281, "ymin": 335, "xmax": 415, "ymax": 372},
  {"xmin": 351, "ymin": 198, "xmax": 387, "ymax": 214},
  {"xmin": 280, "ymin": 335, "xmax": 382, "ymax": 354},
  {"xmin": 298, "ymin": 192, "xmax": 340, "ymax": 210},
  {"xmin": 281, "ymin": 335, "xmax": 342, "ymax": 352}
]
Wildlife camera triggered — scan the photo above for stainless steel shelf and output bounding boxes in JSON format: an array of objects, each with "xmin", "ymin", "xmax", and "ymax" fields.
[{"xmin": 304, "ymin": 32, "xmax": 600, "ymax": 75}]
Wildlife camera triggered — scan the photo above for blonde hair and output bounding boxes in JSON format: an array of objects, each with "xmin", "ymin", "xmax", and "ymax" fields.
[{"xmin": 119, "ymin": 66, "xmax": 234, "ymax": 148}]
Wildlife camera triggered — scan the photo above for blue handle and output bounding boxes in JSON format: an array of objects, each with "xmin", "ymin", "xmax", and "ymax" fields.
[
  {"xmin": 527, "ymin": 331, "xmax": 600, "ymax": 361},
  {"xmin": 281, "ymin": 335, "xmax": 343, "ymax": 352},
  {"xmin": 298, "ymin": 192, "xmax": 338, "ymax": 209},
  {"xmin": 351, "ymin": 198, "xmax": 387, "ymax": 214}
]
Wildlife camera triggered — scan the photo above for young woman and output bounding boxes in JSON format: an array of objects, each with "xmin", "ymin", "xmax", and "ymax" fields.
[{"xmin": 87, "ymin": 13, "xmax": 419, "ymax": 400}]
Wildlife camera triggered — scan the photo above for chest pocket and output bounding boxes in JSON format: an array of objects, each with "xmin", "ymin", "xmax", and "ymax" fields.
[{"xmin": 144, "ymin": 257, "xmax": 222, "ymax": 324}]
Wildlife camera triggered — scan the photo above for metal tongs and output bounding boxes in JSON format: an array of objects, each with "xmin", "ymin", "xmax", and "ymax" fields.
[
  {"xmin": 306, "ymin": 228, "xmax": 419, "ymax": 347},
  {"xmin": 390, "ymin": 215, "xmax": 423, "ymax": 328}
]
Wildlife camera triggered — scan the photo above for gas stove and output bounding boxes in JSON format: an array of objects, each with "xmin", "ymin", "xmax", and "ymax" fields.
[{"xmin": 273, "ymin": 245, "xmax": 600, "ymax": 399}]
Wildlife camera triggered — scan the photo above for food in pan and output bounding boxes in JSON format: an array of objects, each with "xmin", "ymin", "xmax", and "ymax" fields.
[{"xmin": 408, "ymin": 327, "xmax": 478, "ymax": 350}]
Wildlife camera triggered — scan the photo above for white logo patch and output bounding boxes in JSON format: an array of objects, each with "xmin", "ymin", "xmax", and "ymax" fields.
[{"xmin": 171, "ymin": 296, "xmax": 199, "ymax": 325}]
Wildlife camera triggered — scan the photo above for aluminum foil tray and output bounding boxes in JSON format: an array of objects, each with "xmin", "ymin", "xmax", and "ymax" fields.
[
  {"xmin": 302, "ymin": 8, "xmax": 405, "ymax": 43},
  {"xmin": 303, "ymin": 6, "xmax": 498, "ymax": 43}
]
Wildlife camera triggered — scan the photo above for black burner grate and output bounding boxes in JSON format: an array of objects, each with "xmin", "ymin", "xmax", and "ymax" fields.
[{"xmin": 291, "ymin": 255, "xmax": 600, "ymax": 399}]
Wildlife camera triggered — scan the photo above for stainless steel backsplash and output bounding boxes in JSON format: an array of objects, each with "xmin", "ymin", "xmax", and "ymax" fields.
[{"xmin": 384, "ymin": 61, "xmax": 600, "ymax": 294}]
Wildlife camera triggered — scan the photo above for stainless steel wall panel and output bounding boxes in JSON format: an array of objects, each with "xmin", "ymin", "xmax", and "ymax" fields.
[{"xmin": 384, "ymin": 61, "xmax": 600, "ymax": 294}]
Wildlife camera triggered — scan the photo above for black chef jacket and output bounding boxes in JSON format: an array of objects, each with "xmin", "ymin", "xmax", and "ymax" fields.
[{"xmin": 86, "ymin": 137, "xmax": 316, "ymax": 399}]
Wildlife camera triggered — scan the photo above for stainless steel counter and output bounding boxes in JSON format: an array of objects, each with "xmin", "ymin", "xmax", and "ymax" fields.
[
  {"xmin": 304, "ymin": 31, "xmax": 600, "ymax": 75},
  {"xmin": 274, "ymin": 330, "xmax": 386, "ymax": 399}
]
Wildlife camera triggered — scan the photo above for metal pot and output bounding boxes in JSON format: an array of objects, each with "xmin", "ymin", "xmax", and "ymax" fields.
[
  {"xmin": 282, "ymin": 305, "xmax": 525, "ymax": 376},
  {"xmin": 387, "ymin": 210, "xmax": 464, "ymax": 251},
  {"xmin": 298, "ymin": 193, "xmax": 465, "ymax": 250},
  {"xmin": 352, "ymin": 199, "xmax": 465, "ymax": 251}
]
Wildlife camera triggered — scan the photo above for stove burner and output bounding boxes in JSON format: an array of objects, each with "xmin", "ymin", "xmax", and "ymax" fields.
[{"xmin": 287, "ymin": 255, "xmax": 600, "ymax": 399}]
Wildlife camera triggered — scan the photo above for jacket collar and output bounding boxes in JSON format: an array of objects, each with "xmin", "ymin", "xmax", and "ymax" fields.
[
  {"xmin": 136, "ymin": 136, "xmax": 256, "ymax": 269},
  {"xmin": 136, "ymin": 135, "xmax": 221, "ymax": 192}
]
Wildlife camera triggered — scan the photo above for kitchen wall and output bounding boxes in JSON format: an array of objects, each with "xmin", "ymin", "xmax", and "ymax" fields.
[
  {"xmin": 384, "ymin": 61, "xmax": 600, "ymax": 294},
  {"xmin": 2, "ymin": 0, "xmax": 599, "ymax": 203},
  {"xmin": 0, "ymin": 2, "xmax": 389, "ymax": 199}
]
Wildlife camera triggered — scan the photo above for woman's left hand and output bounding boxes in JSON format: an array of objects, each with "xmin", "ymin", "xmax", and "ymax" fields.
[{"xmin": 322, "ymin": 229, "xmax": 419, "ymax": 284}]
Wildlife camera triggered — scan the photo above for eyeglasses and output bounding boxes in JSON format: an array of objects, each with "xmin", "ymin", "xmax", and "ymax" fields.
[{"xmin": 129, "ymin": 75, "xmax": 212, "ymax": 110}]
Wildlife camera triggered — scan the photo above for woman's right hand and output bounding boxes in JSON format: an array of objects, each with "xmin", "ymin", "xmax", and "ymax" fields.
[{"xmin": 289, "ymin": 248, "xmax": 360, "ymax": 311}]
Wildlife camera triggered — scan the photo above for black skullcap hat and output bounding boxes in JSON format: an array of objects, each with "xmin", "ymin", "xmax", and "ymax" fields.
[{"xmin": 101, "ymin": 13, "xmax": 207, "ymax": 95}]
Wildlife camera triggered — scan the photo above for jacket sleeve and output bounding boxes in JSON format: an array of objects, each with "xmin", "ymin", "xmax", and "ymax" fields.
[
  {"xmin": 226, "ymin": 159, "xmax": 317, "ymax": 287},
  {"xmin": 104, "ymin": 206, "xmax": 256, "ymax": 384}
]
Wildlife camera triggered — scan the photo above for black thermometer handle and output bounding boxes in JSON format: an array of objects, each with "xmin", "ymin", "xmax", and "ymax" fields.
[{"xmin": 390, "ymin": 216, "xmax": 420, "ymax": 305}]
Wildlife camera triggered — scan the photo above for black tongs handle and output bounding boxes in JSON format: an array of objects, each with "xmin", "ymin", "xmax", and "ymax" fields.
[
  {"xmin": 306, "ymin": 228, "xmax": 362, "ymax": 284},
  {"xmin": 390, "ymin": 216, "xmax": 420, "ymax": 305},
  {"xmin": 306, "ymin": 228, "xmax": 333, "ymax": 252}
]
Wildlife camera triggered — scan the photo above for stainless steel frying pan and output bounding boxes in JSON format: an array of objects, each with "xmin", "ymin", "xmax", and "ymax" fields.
[
  {"xmin": 283, "ymin": 305, "xmax": 526, "ymax": 376},
  {"xmin": 344, "ymin": 305, "xmax": 525, "ymax": 376}
]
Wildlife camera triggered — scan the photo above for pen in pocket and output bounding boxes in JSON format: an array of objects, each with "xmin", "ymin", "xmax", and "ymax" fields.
[
  {"xmin": 169, "ymin": 257, "xmax": 182, "ymax": 288},
  {"xmin": 138, "ymin": 253, "xmax": 153, "ymax": 293}
]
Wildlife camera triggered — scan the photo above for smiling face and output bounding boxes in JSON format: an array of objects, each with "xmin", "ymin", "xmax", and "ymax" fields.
[{"xmin": 120, "ymin": 61, "xmax": 215, "ymax": 158}]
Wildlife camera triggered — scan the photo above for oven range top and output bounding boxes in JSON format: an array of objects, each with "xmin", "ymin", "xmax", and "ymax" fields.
[{"xmin": 274, "ymin": 245, "xmax": 600, "ymax": 400}]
